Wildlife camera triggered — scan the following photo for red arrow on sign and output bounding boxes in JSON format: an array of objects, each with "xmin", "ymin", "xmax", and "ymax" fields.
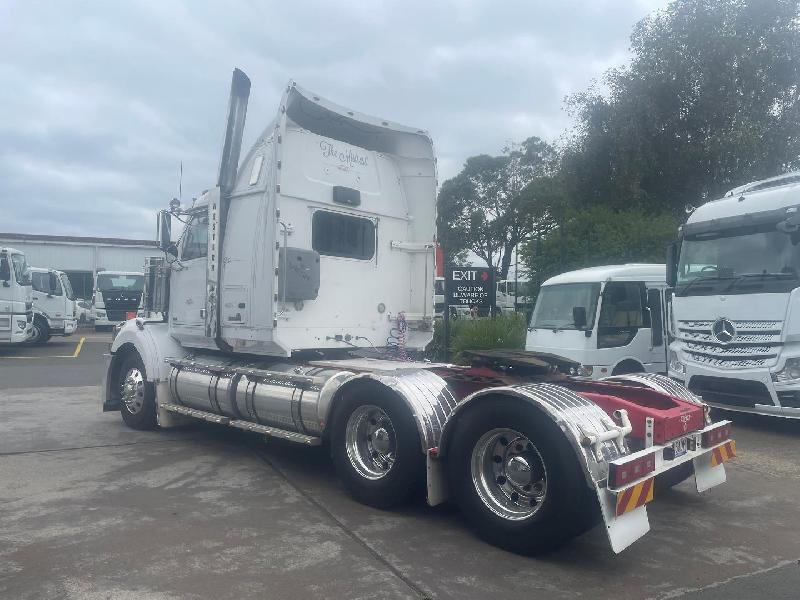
[{"xmin": 480, "ymin": 271, "xmax": 489, "ymax": 281}]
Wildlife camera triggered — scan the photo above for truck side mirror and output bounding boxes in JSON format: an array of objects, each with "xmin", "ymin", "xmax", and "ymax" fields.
[
  {"xmin": 48, "ymin": 272, "xmax": 59, "ymax": 297},
  {"xmin": 157, "ymin": 210, "xmax": 172, "ymax": 251},
  {"xmin": 0, "ymin": 258, "xmax": 9, "ymax": 282},
  {"xmin": 666, "ymin": 241, "xmax": 678, "ymax": 288},
  {"xmin": 573, "ymin": 306, "xmax": 587, "ymax": 329}
]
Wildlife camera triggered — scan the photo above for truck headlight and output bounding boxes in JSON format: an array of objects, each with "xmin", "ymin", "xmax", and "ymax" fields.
[
  {"xmin": 16, "ymin": 319, "xmax": 26, "ymax": 331},
  {"xmin": 669, "ymin": 350, "xmax": 686, "ymax": 375},
  {"xmin": 772, "ymin": 357, "xmax": 800, "ymax": 383}
]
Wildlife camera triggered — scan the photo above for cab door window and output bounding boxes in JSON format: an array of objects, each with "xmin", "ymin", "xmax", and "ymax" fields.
[
  {"xmin": 181, "ymin": 214, "xmax": 209, "ymax": 261},
  {"xmin": 597, "ymin": 282, "xmax": 647, "ymax": 348}
]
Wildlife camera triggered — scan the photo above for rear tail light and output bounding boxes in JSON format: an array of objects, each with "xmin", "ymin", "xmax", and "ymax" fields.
[
  {"xmin": 609, "ymin": 452, "xmax": 656, "ymax": 488},
  {"xmin": 702, "ymin": 424, "xmax": 731, "ymax": 448}
]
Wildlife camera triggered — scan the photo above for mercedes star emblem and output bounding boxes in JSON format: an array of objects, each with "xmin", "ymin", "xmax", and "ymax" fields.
[{"xmin": 711, "ymin": 318, "xmax": 737, "ymax": 344}]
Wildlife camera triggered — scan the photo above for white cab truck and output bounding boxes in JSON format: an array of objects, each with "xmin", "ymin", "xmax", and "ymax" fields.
[
  {"xmin": 0, "ymin": 247, "xmax": 33, "ymax": 345},
  {"xmin": 667, "ymin": 172, "xmax": 800, "ymax": 419},
  {"xmin": 496, "ymin": 278, "xmax": 532, "ymax": 313},
  {"xmin": 103, "ymin": 69, "xmax": 736, "ymax": 555},
  {"xmin": 527, "ymin": 265, "xmax": 668, "ymax": 379},
  {"xmin": 29, "ymin": 267, "xmax": 78, "ymax": 344},
  {"xmin": 92, "ymin": 270, "xmax": 144, "ymax": 330}
]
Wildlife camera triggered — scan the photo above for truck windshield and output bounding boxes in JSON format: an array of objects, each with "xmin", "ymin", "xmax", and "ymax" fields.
[
  {"xmin": 530, "ymin": 283, "xmax": 600, "ymax": 330},
  {"xmin": 677, "ymin": 223, "xmax": 800, "ymax": 296},
  {"xmin": 11, "ymin": 254, "xmax": 31, "ymax": 286},
  {"xmin": 97, "ymin": 274, "xmax": 144, "ymax": 292}
]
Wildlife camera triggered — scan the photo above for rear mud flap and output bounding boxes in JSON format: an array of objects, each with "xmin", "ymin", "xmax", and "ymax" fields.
[
  {"xmin": 693, "ymin": 452, "xmax": 727, "ymax": 493},
  {"xmin": 596, "ymin": 486, "xmax": 650, "ymax": 553}
]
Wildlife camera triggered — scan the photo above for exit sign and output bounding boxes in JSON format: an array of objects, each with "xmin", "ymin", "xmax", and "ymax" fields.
[{"xmin": 445, "ymin": 267, "xmax": 496, "ymax": 309}]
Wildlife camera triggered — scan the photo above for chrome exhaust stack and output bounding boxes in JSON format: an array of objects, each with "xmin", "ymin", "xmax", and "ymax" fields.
[{"xmin": 206, "ymin": 68, "xmax": 251, "ymax": 346}]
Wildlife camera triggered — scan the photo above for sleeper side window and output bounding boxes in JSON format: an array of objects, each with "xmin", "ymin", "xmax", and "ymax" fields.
[{"xmin": 312, "ymin": 211, "xmax": 376, "ymax": 260}]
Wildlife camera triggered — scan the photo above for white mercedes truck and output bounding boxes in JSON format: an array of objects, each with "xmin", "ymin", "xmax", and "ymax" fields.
[
  {"xmin": 668, "ymin": 172, "xmax": 800, "ymax": 419},
  {"xmin": 527, "ymin": 265, "xmax": 668, "ymax": 379},
  {"xmin": 92, "ymin": 270, "xmax": 144, "ymax": 330},
  {"xmin": 29, "ymin": 267, "xmax": 78, "ymax": 344},
  {"xmin": 103, "ymin": 69, "xmax": 737, "ymax": 555},
  {"xmin": 0, "ymin": 247, "xmax": 33, "ymax": 345}
]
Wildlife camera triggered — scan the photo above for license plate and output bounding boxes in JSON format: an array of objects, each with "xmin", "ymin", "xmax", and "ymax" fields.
[
  {"xmin": 671, "ymin": 437, "xmax": 689, "ymax": 458},
  {"xmin": 125, "ymin": 311, "xmax": 137, "ymax": 320}
]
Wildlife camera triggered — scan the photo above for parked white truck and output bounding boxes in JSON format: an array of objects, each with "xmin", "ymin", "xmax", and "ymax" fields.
[
  {"xmin": 496, "ymin": 278, "xmax": 533, "ymax": 313},
  {"xmin": 29, "ymin": 267, "xmax": 78, "ymax": 344},
  {"xmin": 668, "ymin": 172, "xmax": 800, "ymax": 419},
  {"xmin": 103, "ymin": 69, "xmax": 736, "ymax": 554},
  {"xmin": 0, "ymin": 247, "xmax": 33, "ymax": 345},
  {"xmin": 92, "ymin": 270, "xmax": 144, "ymax": 330},
  {"xmin": 527, "ymin": 265, "xmax": 668, "ymax": 379}
]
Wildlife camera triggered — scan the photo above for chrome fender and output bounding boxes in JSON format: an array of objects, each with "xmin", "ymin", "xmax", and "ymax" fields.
[
  {"xmin": 103, "ymin": 320, "xmax": 188, "ymax": 411},
  {"xmin": 601, "ymin": 372, "xmax": 703, "ymax": 405},
  {"xmin": 439, "ymin": 383, "xmax": 626, "ymax": 487},
  {"xmin": 325, "ymin": 368, "xmax": 459, "ymax": 453}
]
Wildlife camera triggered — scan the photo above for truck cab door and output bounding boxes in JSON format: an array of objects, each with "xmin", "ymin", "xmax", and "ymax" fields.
[
  {"xmin": 646, "ymin": 286, "xmax": 667, "ymax": 372},
  {"xmin": 32, "ymin": 271, "xmax": 64, "ymax": 323},
  {"xmin": 169, "ymin": 212, "xmax": 211, "ymax": 345}
]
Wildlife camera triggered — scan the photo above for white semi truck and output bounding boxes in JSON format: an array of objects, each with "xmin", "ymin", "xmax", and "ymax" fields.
[
  {"xmin": 527, "ymin": 265, "xmax": 668, "ymax": 379},
  {"xmin": 0, "ymin": 247, "xmax": 33, "ymax": 345},
  {"xmin": 29, "ymin": 267, "xmax": 78, "ymax": 344},
  {"xmin": 103, "ymin": 69, "xmax": 736, "ymax": 554},
  {"xmin": 92, "ymin": 270, "xmax": 144, "ymax": 330},
  {"xmin": 668, "ymin": 172, "xmax": 800, "ymax": 419}
]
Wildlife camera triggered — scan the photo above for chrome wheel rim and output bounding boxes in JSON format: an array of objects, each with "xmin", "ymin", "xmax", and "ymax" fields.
[
  {"xmin": 470, "ymin": 428, "xmax": 547, "ymax": 521},
  {"xmin": 121, "ymin": 367, "xmax": 145, "ymax": 415},
  {"xmin": 345, "ymin": 405, "xmax": 396, "ymax": 480}
]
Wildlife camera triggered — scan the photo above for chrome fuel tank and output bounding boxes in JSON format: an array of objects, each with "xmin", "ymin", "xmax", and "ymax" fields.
[{"xmin": 168, "ymin": 358, "xmax": 353, "ymax": 434}]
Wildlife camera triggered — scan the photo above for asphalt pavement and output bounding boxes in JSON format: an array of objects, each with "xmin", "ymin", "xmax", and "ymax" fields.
[{"xmin": 0, "ymin": 329, "xmax": 798, "ymax": 599}]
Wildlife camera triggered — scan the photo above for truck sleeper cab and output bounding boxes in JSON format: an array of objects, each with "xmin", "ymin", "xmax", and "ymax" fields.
[
  {"xmin": 527, "ymin": 264, "xmax": 668, "ymax": 379},
  {"xmin": 0, "ymin": 247, "xmax": 33, "ymax": 344},
  {"xmin": 668, "ymin": 172, "xmax": 800, "ymax": 418},
  {"xmin": 103, "ymin": 69, "xmax": 734, "ymax": 556},
  {"xmin": 29, "ymin": 267, "xmax": 77, "ymax": 344},
  {"xmin": 93, "ymin": 270, "xmax": 144, "ymax": 330}
]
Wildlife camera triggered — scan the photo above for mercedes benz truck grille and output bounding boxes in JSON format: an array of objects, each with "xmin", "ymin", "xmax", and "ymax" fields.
[{"xmin": 678, "ymin": 319, "xmax": 782, "ymax": 368}]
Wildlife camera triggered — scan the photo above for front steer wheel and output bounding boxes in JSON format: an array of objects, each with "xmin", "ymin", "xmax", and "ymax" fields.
[
  {"xmin": 330, "ymin": 387, "xmax": 424, "ymax": 509},
  {"xmin": 118, "ymin": 352, "xmax": 157, "ymax": 430},
  {"xmin": 447, "ymin": 398, "xmax": 599, "ymax": 554}
]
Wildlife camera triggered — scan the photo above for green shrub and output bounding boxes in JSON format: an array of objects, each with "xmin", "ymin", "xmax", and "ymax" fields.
[{"xmin": 428, "ymin": 313, "xmax": 527, "ymax": 364}]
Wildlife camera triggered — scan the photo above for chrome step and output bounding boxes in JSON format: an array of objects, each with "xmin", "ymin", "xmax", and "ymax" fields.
[{"xmin": 160, "ymin": 403, "xmax": 321, "ymax": 446}]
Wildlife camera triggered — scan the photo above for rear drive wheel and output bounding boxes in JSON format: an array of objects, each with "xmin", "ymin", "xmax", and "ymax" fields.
[
  {"xmin": 330, "ymin": 388, "xmax": 424, "ymax": 509},
  {"xmin": 118, "ymin": 353, "xmax": 157, "ymax": 430},
  {"xmin": 448, "ymin": 398, "xmax": 598, "ymax": 554}
]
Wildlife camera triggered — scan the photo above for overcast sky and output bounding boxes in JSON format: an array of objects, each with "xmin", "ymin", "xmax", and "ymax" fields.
[{"xmin": 0, "ymin": 0, "xmax": 669, "ymax": 240}]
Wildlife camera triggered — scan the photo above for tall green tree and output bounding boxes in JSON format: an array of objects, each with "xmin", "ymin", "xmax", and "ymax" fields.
[
  {"xmin": 437, "ymin": 137, "xmax": 555, "ymax": 278},
  {"xmin": 565, "ymin": 0, "xmax": 800, "ymax": 214}
]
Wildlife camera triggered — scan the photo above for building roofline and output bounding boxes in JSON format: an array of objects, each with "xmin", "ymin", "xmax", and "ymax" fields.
[{"xmin": 0, "ymin": 232, "xmax": 157, "ymax": 248}]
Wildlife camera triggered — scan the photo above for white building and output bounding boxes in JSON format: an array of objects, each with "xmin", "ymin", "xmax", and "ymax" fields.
[{"xmin": 0, "ymin": 233, "xmax": 157, "ymax": 299}]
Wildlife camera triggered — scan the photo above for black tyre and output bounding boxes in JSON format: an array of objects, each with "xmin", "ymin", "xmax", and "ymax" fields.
[
  {"xmin": 28, "ymin": 315, "xmax": 50, "ymax": 345},
  {"xmin": 118, "ymin": 352, "xmax": 157, "ymax": 430},
  {"xmin": 330, "ymin": 387, "xmax": 424, "ymax": 509},
  {"xmin": 655, "ymin": 461, "xmax": 694, "ymax": 492},
  {"xmin": 447, "ymin": 398, "xmax": 598, "ymax": 555}
]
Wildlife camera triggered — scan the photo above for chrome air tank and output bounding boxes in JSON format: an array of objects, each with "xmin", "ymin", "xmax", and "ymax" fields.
[{"xmin": 168, "ymin": 357, "xmax": 240, "ymax": 416}]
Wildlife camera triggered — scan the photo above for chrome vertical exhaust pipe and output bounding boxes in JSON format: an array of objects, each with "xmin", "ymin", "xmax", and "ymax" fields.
[{"xmin": 217, "ymin": 68, "xmax": 251, "ymax": 194}]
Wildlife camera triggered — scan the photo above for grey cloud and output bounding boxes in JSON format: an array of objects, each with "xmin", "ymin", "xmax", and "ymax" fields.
[{"xmin": 0, "ymin": 0, "xmax": 668, "ymax": 239}]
